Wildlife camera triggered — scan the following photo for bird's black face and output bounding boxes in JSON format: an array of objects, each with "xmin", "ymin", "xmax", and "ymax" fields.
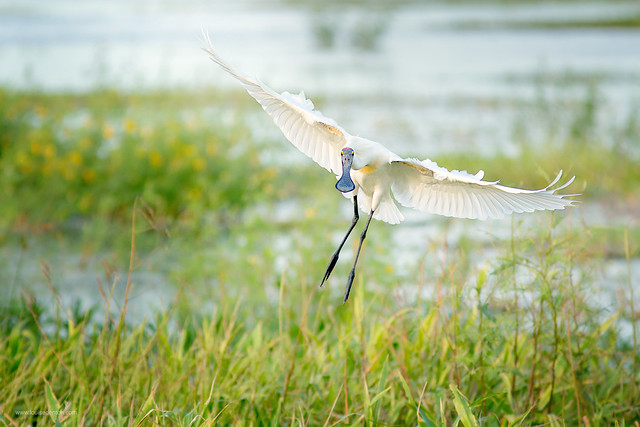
[{"xmin": 335, "ymin": 147, "xmax": 356, "ymax": 193}]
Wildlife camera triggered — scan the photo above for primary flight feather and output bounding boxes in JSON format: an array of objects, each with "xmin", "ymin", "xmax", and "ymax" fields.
[{"xmin": 202, "ymin": 33, "xmax": 577, "ymax": 302}]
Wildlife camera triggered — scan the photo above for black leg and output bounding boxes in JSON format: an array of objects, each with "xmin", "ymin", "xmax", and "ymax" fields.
[
  {"xmin": 320, "ymin": 196, "xmax": 359, "ymax": 287},
  {"xmin": 343, "ymin": 209, "xmax": 374, "ymax": 303}
]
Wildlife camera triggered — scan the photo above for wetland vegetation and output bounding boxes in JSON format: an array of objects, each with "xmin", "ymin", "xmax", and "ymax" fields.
[
  {"xmin": 1, "ymin": 81, "xmax": 638, "ymax": 425},
  {"xmin": 2, "ymin": 1, "xmax": 640, "ymax": 424}
]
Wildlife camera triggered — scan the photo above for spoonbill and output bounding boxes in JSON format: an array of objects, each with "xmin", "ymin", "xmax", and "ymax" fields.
[{"xmin": 202, "ymin": 34, "xmax": 576, "ymax": 303}]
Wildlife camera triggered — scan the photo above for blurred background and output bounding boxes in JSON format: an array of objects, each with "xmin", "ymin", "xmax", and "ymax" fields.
[
  {"xmin": 4, "ymin": 2, "xmax": 640, "ymax": 422},
  {"xmin": 3, "ymin": 0, "xmax": 640, "ymax": 154},
  {"xmin": 1, "ymin": 0, "xmax": 639, "ymax": 321}
]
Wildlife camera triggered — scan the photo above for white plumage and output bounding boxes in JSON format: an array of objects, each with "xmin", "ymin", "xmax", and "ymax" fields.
[
  {"xmin": 202, "ymin": 33, "xmax": 577, "ymax": 302},
  {"xmin": 202, "ymin": 35, "xmax": 575, "ymax": 224}
]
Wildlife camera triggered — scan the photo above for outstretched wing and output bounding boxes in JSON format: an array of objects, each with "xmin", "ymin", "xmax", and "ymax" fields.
[
  {"xmin": 389, "ymin": 158, "xmax": 576, "ymax": 220},
  {"xmin": 202, "ymin": 32, "xmax": 347, "ymax": 175}
]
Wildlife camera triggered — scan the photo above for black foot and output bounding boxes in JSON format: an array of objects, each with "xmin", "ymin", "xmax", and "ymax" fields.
[
  {"xmin": 320, "ymin": 251, "xmax": 340, "ymax": 287},
  {"xmin": 343, "ymin": 269, "xmax": 356, "ymax": 303}
]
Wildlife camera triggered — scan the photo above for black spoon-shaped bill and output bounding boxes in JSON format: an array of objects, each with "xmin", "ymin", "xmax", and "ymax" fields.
[{"xmin": 335, "ymin": 147, "xmax": 355, "ymax": 193}]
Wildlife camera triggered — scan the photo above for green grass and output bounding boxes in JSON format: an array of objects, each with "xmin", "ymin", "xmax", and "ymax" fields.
[
  {"xmin": 2, "ymin": 212, "xmax": 638, "ymax": 425},
  {"xmin": 1, "ymin": 84, "xmax": 639, "ymax": 425},
  {"xmin": 0, "ymin": 87, "xmax": 291, "ymax": 229}
]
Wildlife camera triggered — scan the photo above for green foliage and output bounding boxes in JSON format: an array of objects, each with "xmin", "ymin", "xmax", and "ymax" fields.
[
  {"xmin": 1, "ymin": 84, "xmax": 639, "ymax": 425},
  {"xmin": 0, "ymin": 87, "xmax": 284, "ymax": 229},
  {"xmin": 1, "ymin": 213, "xmax": 638, "ymax": 425}
]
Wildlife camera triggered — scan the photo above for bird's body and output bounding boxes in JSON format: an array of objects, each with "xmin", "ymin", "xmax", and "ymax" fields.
[
  {"xmin": 345, "ymin": 136, "xmax": 405, "ymax": 224},
  {"xmin": 202, "ymin": 33, "xmax": 577, "ymax": 302}
]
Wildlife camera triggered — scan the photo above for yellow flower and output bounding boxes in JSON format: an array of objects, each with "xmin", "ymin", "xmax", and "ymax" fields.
[
  {"xmin": 263, "ymin": 167, "xmax": 277, "ymax": 180},
  {"xmin": 30, "ymin": 141, "xmax": 42, "ymax": 155},
  {"xmin": 102, "ymin": 124, "xmax": 115, "ymax": 139},
  {"xmin": 123, "ymin": 117, "xmax": 136, "ymax": 134},
  {"xmin": 187, "ymin": 187, "xmax": 202, "ymax": 201},
  {"xmin": 69, "ymin": 151, "xmax": 83, "ymax": 167},
  {"xmin": 183, "ymin": 145, "xmax": 196, "ymax": 157},
  {"xmin": 42, "ymin": 144, "xmax": 55, "ymax": 159},
  {"xmin": 82, "ymin": 169, "xmax": 96, "ymax": 183},
  {"xmin": 149, "ymin": 152, "xmax": 163, "ymax": 168},
  {"xmin": 192, "ymin": 157, "xmax": 206, "ymax": 172}
]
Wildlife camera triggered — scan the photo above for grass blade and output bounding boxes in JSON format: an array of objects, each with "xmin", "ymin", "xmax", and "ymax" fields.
[
  {"xmin": 449, "ymin": 385, "xmax": 478, "ymax": 427},
  {"xmin": 44, "ymin": 379, "xmax": 60, "ymax": 424},
  {"xmin": 373, "ymin": 355, "xmax": 390, "ymax": 424}
]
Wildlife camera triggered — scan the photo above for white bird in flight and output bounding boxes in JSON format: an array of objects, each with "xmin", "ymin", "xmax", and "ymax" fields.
[{"xmin": 202, "ymin": 33, "xmax": 576, "ymax": 303}]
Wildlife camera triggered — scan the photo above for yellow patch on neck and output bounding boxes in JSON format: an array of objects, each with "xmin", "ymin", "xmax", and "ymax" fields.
[{"xmin": 359, "ymin": 165, "xmax": 376, "ymax": 174}]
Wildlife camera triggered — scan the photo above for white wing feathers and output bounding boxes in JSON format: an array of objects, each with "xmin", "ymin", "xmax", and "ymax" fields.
[
  {"xmin": 204, "ymin": 34, "xmax": 576, "ymax": 223},
  {"xmin": 390, "ymin": 158, "xmax": 576, "ymax": 221},
  {"xmin": 202, "ymin": 32, "xmax": 347, "ymax": 175}
]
